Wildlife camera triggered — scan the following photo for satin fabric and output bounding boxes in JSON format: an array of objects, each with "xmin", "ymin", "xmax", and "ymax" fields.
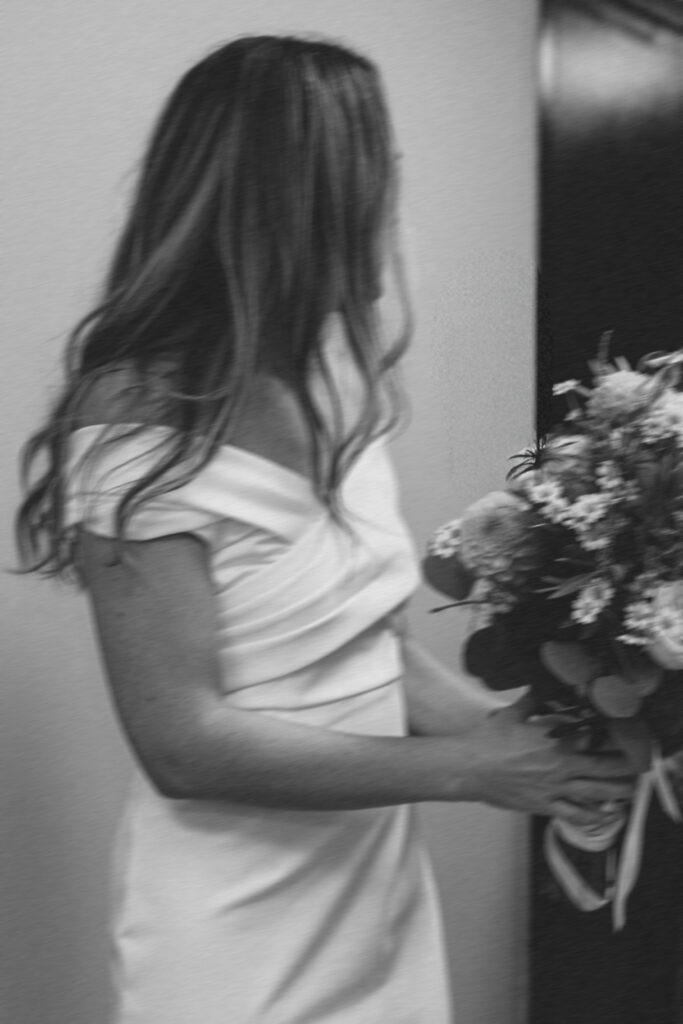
[{"xmin": 66, "ymin": 425, "xmax": 453, "ymax": 1024}]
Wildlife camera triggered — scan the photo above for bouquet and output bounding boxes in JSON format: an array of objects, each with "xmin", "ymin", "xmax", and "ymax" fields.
[{"xmin": 423, "ymin": 342, "xmax": 683, "ymax": 929}]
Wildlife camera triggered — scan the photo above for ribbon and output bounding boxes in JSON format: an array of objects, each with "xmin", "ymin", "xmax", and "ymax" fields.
[
  {"xmin": 545, "ymin": 745, "xmax": 682, "ymax": 930},
  {"xmin": 544, "ymin": 825, "xmax": 613, "ymax": 913}
]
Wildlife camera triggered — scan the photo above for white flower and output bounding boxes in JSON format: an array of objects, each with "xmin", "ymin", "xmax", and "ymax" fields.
[
  {"xmin": 641, "ymin": 413, "xmax": 677, "ymax": 445},
  {"xmin": 640, "ymin": 391, "xmax": 683, "ymax": 446},
  {"xmin": 623, "ymin": 597, "xmax": 657, "ymax": 636},
  {"xmin": 562, "ymin": 493, "xmax": 610, "ymax": 533},
  {"xmin": 656, "ymin": 389, "xmax": 683, "ymax": 418},
  {"xmin": 527, "ymin": 478, "xmax": 571, "ymax": 524},
  {"xmin": 428, "ymin": 518, "xmax": 463, "ymax": 559},
  {"xmin": 595, "ymin": 461, "xmax": 623, "ymax": 493},
  {"xmin": 571, "ymin": 579, "xmax": 615, "ymax": 625},
  {"xmin": 577, "ymin": 493, "xmax": 610, "ymax": 523},
  {"xmin": 528, "ymin": 479, "xmax": 563, "ymax": 505},
  {"xmin": 535, "ymin": 489, "xmax": 617, "ymax": 551},
  {"xmin": 648, "ymin": 581, "xmax": 683, "ymax": 669},
  {"xmin": 588, "ymin": 370, "xmax": 653, "ymax": 422}
]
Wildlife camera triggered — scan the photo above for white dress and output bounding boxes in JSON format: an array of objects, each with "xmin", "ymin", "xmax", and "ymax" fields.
[{"xmin": 65, "ymin": 424, "xmax": 453, "ymax": 1024}]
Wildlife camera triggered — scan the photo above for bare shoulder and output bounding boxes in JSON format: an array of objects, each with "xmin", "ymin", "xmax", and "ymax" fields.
[
  {"xmin": 224, "ymin": 373, "xmax": 316, "ymax": 479},
  {"xmin": 73, "ymin": 363, "xmax": 166, "ymax": 430}
]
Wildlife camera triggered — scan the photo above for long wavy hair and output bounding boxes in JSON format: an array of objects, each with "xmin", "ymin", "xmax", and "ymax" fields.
[{"xmin": 15, "ymin": 35, "xmax": 412, "ymax": 580}]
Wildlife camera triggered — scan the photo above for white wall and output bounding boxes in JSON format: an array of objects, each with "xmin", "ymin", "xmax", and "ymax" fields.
[{"xmin": 0, "ymin": 3, "xmax": 537, "ymax": 1022}]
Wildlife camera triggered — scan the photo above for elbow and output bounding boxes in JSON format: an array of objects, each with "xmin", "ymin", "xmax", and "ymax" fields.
[
  {"xmin": 146, "ymin": 764, "xmax": 195, "ymax": 801},
  {"xmin": 125, "ymin": 710, "xmax": 221, "ymax": 801},
  {"xmin": 138, "ymin": 745, "xmax": 206, "ymax": 801},
  {"xmin": 153, "ymin": 774, "xmax": 194, "ymax": 801}
]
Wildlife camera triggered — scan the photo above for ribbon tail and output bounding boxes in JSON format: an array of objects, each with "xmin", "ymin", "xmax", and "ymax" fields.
[
  {"xmin": 612, "ymin": 772, "xmax": 654, "ymax": 931},
  {"xmin": 543, "ymin": 821, "xmax": 611, "ymax": 913},
  {"xmin": 543, "ymin": 746, "xmax": 682, "ymax": 930},
  {"xmin": 654, "ymin": 746, "xmax": 682, "ymax": 824}
]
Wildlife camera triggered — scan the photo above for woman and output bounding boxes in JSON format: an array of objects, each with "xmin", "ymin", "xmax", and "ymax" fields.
[{"xmin": 15, "ymin": 36, "xmax": 633, "ymax": 1024}]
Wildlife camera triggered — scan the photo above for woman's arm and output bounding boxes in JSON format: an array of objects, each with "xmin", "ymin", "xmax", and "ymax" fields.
[
  {"xmin": 80, "ymin": 530, "xmax": 633, "ymax": 825},
  {"xmin": 400, "ymin": 631, "xmax": 513, "ymax": 737}
]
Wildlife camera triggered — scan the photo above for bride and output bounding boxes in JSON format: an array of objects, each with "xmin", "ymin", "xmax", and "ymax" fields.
[{"xmin": 15, "ymin": 35, "xmax": 633, "ymax": 1023}]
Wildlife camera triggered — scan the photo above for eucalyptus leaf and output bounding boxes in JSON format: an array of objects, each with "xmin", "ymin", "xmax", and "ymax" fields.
[
  {"xmin": 612, "ymin": 643, "xmax": 663, "ymax": 697},
  {"xmin": 541, "ymin": 641, "xmax": 602, "ymax": 689},
  {"xmin": 591, "ymin": 675, "xmax": 642, "ymax": 718}
]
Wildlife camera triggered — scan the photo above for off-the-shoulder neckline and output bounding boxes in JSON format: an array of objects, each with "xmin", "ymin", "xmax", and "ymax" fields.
[{"xmin": 67, "ymin": 423, "xmax": 317, "ymax": 493}]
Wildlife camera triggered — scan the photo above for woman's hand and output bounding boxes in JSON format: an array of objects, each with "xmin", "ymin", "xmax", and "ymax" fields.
[{"xmin": 461, "ymin": 694, "xmax": 635, "ymax": 829}]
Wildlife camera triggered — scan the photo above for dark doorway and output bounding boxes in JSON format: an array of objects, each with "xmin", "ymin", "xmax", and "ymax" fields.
[
  {"xmin": 538, "ymin": 0, "xmax": 683, "ymax": 433},
  {"xmin": 533, "ymin": 2, "xmax": 683, "ymax": 1021}
]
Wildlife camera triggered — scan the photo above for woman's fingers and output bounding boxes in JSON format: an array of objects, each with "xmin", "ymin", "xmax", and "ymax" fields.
[
  {"xmin": 474, "ymin": 709, "xmax": 638, "ymax": 818},
  {"xmin": 549, "ymin": 799, "xmax": 607, "ymax": 829},
  {"xmin": 570, "ymin": 753, "xmax": 636, "ymax": 780},
  {"xmin": 563, "ymin": 779, "xmax": 632, "ymax": 806}
]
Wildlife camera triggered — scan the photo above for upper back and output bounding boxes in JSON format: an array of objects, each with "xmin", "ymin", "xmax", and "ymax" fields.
[
  {"xmin": 72, "ymin": 364, "xmax": 164, "ymax": 430},
  {"xmin": 71, "ymin": 363, "xmax": 318, "ymax": 484}
]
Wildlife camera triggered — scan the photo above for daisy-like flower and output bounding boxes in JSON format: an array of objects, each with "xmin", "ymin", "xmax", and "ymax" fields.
[
  {"xmin": 528, "ymin": 478, "xmax": 564, "ymax": 505},
  {"xmin": 640, "ymin": 413, "xmax": 678, "ymax": 445},
  {"xmin": 562, "ymin": 492, "xmax": 611, "ymax": 532},
  {"xmin": 618, "ymin": 593, "xmax": 658, "ymax": 646},
  {"xmin": 427, "ymin": 518, "xmax": 462, "ymax": 559},
  {"xmin": 571, "ymin": 578, "xmax": 615, "ymax": 625},
  {"xmin": 595, "ymin": 461, "xmax": 623, "ymax": 493},
  {"xmin": 526, "ymin": 478, "xmax": 571, "ymax": 524},
  {"xmin": 625, "ymin": 600, "xmax": 656, "ymax": 630},
  {"xmin": 648, "ymin": 582, "xmax": 683, "ymax": 669},
  {"xmin": 640, "ymin": 390, "xmax": 683, "ymax": 446}
]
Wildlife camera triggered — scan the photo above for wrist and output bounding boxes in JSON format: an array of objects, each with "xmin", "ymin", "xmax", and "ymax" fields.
[
  {"xmin": 446, "ymin": 712, "xmax": 502, "ymax": 804},
  {"xmin": 427, "ymin": 731, "xmax": 488, "ymax": 804}
]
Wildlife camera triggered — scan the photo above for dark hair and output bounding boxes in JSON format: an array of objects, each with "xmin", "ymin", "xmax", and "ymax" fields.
[{"xmin": 15, "ymin": 34, "xmax": 412, "ymax": 579}]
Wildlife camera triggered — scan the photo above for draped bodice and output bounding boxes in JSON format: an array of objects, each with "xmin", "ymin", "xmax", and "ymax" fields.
[{"xmin": 65, "ymin": 425, "xmax": 420, "ymax": 723}]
